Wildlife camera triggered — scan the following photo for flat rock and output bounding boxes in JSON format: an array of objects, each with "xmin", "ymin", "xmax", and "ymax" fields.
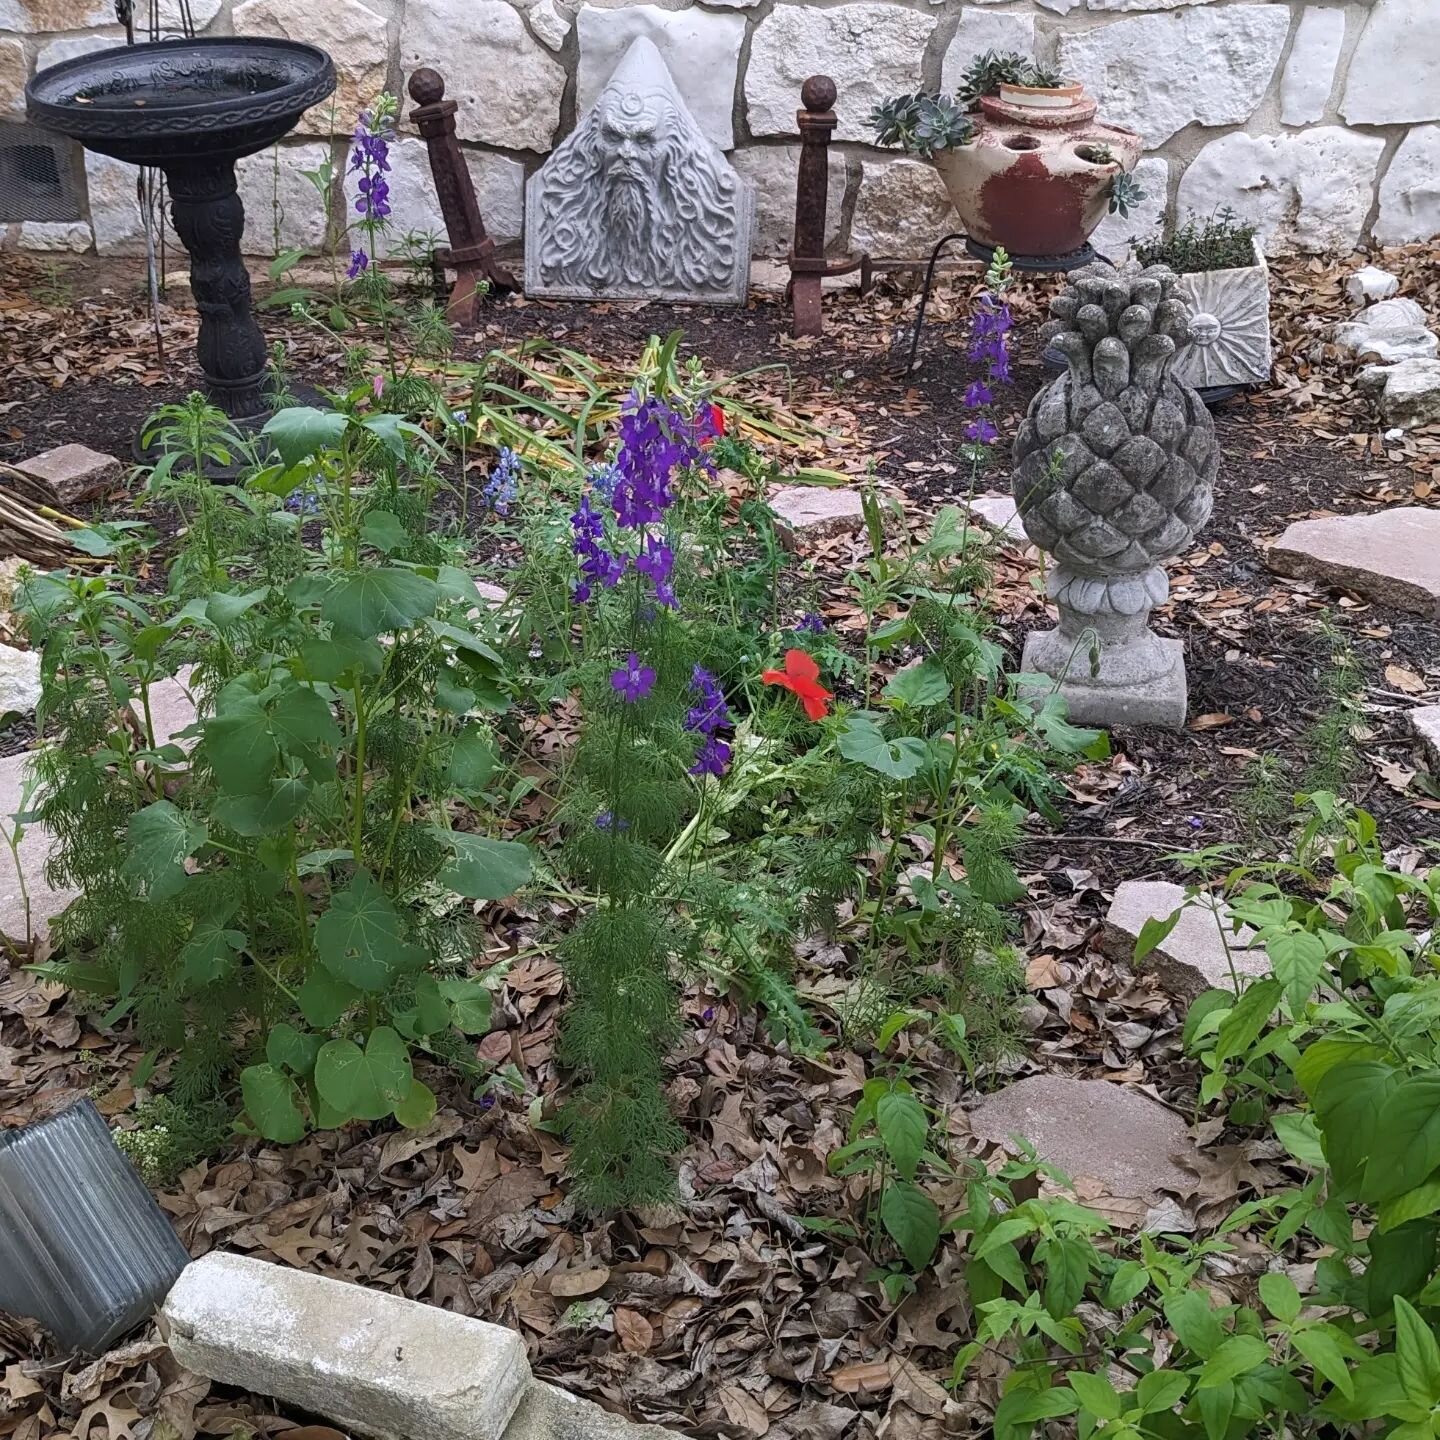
[
  {"xmin": 1101, "ymin": 880, "xmax": 1268, "ymax": 1002},
  {"xmin": 235, "ymin": 143, "xmax": 332, "ymax": 257},
  {"xmin": 401, "ymin": 0, "xmax": 566, "ymax": 151},
  {"xmin": 1057, "ymin": 6, "xmax": 1289, "ymax": 147},
  {"xmin": 1376, "ymin": 126, "xmax": 1440, "ymax": 247},
  {"xmin": 505, "ymin": 1382, "xmax": 682, "ymax": 1440},
  {"xmin": 233, "ymin": 0, "xmax": 387, "ymax": 136},
  {"xmin": 966, "ymin": 494, "xmax": 1028, "ymax": 544},
  {"xmin": 1356, "ymin": 359, "xmax": 1440, "ymax": 429},
  {"xmin": 0, "ymin": 751, "xmax": 76, "ymax": 947},
  {"xmin": 1267, "ymin": 507, "xmax": 1440, "ymax": 618},
  {"xmin": 745, "ymin": 4, "xmax": 935, "ymax": 143},
  {"xmin": 0, "ymin": 645, "xmax": 40, "ymax": 721},
  {"xmin": 1413, "ymin": 705, "xmax": 1440, "ymax": 770},
  {"xmin": 849, "ymin": 158, "xmax": 957, "ymax": 259},
  {"xmin": 730, "ymin": 145, "xmax": 844, "ymax": 259},
  {"xmin": 938, "ymin": 10, "xmax": 1036, "ymax": 95},
  {"xmin": 968, "ymin": 1076, "xmax": 1197, "ymax": 1215},
  {"xmin": 1176, "ymin": 127, "xmax": 1386, "ymax": 254},
  {"xmin": 527, "ymin": 0, "xmax": 574, "ymax": 50},
  {"xmin": 1342, "ymin": 0, "xmax": 1440, "ymax": 127},
  {"xmin": 1, "ymin": 38, "xmax": 26, "ymax": 117},
  {"xmin": 10, "ymin": 222, "xmax": 92, "ymax": 253},
  {"xmin": 1091, "ymin": 157, "xmax": 1168, "ymax": 263},
  {"xmin": 163, "ymin": 1252, "xmax": 531, "ymax": 1440},
  {"xmin": 0, "ymin": 0, "xmax": 110, "ymax": 30},
  {"xmin": 86, "ymin": 151, "xmax": 147, "ymax": 257},
  {"xmin": 1279, "ymin": 6, "xmax": 1345, "ymax": 127},
  {"xmin": 576, "ymin": 4, "xmax": 745, "ymax": 151},
  {"xmin": 1333, "ymin": 297, "xmax": 1438, "ymax": 364},
  {"xmin": 768, "ymin": 486, "xmax": 865, "ymax": 549},
  {"xmin": 1346, "ymin": 265, "xmax": 1402, "ymax": 306},
  {"xmin": 16, "ymin": 443, "xmax": 123, "ymax": 507},
  {"xmin": 141, "ymin": 670, "xmax": 200, "ymax": 751},
  {"xmin": 346, "ymin": 138, "xmax": 524, "ymax": 257}
]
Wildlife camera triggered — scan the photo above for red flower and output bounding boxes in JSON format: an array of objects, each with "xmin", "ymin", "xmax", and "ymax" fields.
[
  {"xmin": 762, "ymin": 648, "xmax": 833, "ymax": 721},
  {"xmin": 703, "ymin": 404, "xmax": 726, "ymax": 446}
]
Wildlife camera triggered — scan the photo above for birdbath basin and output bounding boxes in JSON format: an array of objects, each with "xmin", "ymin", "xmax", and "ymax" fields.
[{"xmin": 27, "ymin": 38, "xmax": 335, "ymax": 426}]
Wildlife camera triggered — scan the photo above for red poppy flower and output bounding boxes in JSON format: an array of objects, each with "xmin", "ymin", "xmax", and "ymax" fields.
[
  {"xmin": 762, "ymin": 648, "xmax": 833, "ymax": 721},
  {"xmin": 703, "ymin": 404, "xmax": 726, "ymax": 446}
]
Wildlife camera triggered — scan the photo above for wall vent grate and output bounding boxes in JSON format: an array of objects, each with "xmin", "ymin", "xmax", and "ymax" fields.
[{"xmin": 0, "ymin": 122, "xmax": 85, "ymax": 224}]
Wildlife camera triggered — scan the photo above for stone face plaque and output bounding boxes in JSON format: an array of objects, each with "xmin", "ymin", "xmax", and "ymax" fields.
[{"xmin": 524, "ymin": 37, "xmax": 754, "ymax": 305}]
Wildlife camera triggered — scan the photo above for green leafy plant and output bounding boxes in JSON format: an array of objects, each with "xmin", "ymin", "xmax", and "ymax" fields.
[
  {"xmin": 1135, "ymin": 206, "xmax": 1259, "ymax": 274},
  {"xmin": 870, "ymin": 92, "xmax": 975, "ymax": 157}
]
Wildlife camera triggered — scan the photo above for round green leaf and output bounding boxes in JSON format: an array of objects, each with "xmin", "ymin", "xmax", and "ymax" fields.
[
  {"xmin": 435, "ymin": 829, "xmax": 531, "ymax": 901},
  {"xmin": 315, "ymin": 1026, "xmax": 413, "ymax": 1122},
  {"xmin": 241, "ymin": 1063, "xmax": 308, "ymax": 1143},
  {"xmin": 315, "ymin": 872, "xmax": 410, "ymax": 992},
  {"xmin": 393, "ymin": 1078, "xmax": 437, "ymax": 1130}
]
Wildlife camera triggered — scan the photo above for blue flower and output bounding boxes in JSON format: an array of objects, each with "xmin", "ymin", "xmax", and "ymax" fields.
[
  {"xmin": 346, "ymin": 249, "xmax": 369, "ymax": 280},
  {"xmin": 611, "ymin": 653, "xmax": 656, "ymax": 704},
  {"xmin": 964, "ymin": 379, "xmax": 993, "ymax": 409},
  {"xmin": 483, "ymin": 447, "xmax": 521, "ymax": 514},
  {"xmin": 793, "ymin": 613, "xmax": 825, "ymax": 635},
  {"xmin": 965, "ymin": 418, "xmax": 999, "ymax": 445}
]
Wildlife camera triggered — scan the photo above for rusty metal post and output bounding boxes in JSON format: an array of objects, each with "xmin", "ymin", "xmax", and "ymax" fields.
[
  {"xmin": 787, "ymin": 74, "xmax": 870, "ymax": 338},
  {"xmin": 407, "ymin": 67, "xmax": 518, "ymax": 320}
]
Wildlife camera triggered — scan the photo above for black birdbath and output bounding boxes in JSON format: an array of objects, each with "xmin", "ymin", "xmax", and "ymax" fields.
[{"xmin": 26, "ymin": 37, "xmax": 335, "ymax": 431}]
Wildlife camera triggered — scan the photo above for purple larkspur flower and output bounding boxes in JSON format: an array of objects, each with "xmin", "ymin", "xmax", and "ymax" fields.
[
  {"xmin": 355, "ymin": 174, "xmax": 391, "ymax": 220},
  {"xmin": 588, "ymin": 461, "xmax": 622, "ymax": 500},
  {"xmin": 635, "ymin": 533, "xmax": 674, "ymax": 586},
  {"xmin": 794, "ymin": 613, "xmax": 825, "ymax": 635},
  {"xmin": 595, "ymin": 809, "xmax": 631, "ymax": 833},
  {"xmin": 611, "ymin": 652, "xmax": 656, "ymax": 704},
  {"xmin": 346, "ymin": 248, "xmax": 369, "ymax": 280},
  {"xmin": 571, "ymin": 494, "xmax": 625, "ymax": 601},
  {"xmin": 965, "ymin": 418, "xmax": 999, "ymax": 445},
  {"xmin": 684, "ymin": 665, "xmax": 731, "ymax": 777},
  {"xmin": 611, "ymin": 393, "xmax": 710, "ymax": 529},
  {"xmin": 964, "ymin": 379, "xmax": 993, "ymax": 409},
  {"xmin": 484, "ymin": 447, "xmax": 521, "ymax": 515}
]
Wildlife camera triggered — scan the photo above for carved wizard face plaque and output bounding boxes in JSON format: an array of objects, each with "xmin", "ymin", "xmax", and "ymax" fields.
[{"xmin": 524, "ymin": 37, "xmax": 755, "ymax": 305}]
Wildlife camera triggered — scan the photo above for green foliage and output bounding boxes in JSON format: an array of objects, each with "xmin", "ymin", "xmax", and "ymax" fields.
[
  {"xmin": 1135, "ymin": 205, "xmax": 1260, "ymax": 275},
  {"xmin": 955, "ymin": 50, "xmax": 1063, "ymax": 108},
  {"xmin": 870, "ymin": 93, "xmax": 975, "ymax": 157}
]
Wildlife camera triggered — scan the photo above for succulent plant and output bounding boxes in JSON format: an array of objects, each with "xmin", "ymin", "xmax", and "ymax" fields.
[
  {"xmin": 870, "ymin": 92, "xmax": 975, "ymax": 157},
  {"xmin": 955, "ymin": 51, "xmax": 1066, "ymax": 109}
]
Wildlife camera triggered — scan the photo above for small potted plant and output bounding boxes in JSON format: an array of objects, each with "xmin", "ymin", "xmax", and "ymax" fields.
[
  {"xmin": 871, "ymin": 50, "xmax": 1143, "ymax": 260},
  {"xmin": 1135, "ymin": 208, "xmax": 1271, "ymax": 395}
]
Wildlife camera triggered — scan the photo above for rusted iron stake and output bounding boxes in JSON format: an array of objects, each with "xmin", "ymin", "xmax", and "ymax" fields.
[
  {"xmin": 787, "ymin": 74, "xmax": 870, "ymax": 339},
  {"xmin": 407, "ymin": 66, "xmax": 518, "ymax": 321}
]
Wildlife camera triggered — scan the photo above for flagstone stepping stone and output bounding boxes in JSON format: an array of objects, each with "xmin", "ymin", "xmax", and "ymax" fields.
[
  {"xmin": 1414, "ymin": 705, "xmax": 1440, "ymax": 770},
  {"xmin": 965, "ymin": 494, "xmax": 1028, "ymax": 544},
  {"xmin": 1357, "ymin": 358, "xmax": 1440, "ymax": 430},
  {"xmin": 1345, "ymin": 266, "xmax": 1400, "ymax": 306},
  {"xmin": 768, "ymin": 485, "xmax": 865, "ymax": 550},
  {"xmin": 15, "ymin": 443, "xmax": 124, "ymax": 508},
  {"xmin": 1266, "ymin": 507, "xmax": 1440, "ymax": 619},
  {"xmin": 1332, "ymin": 297, "xmax": 1438, "ymax": 365},
  {"xmin": 1100, "ymin": 880, "xmax": 1268, "ymax": 1002},
  {"xmin": 0, "ymin": 643, "xmax": 40, "ymax": 722},
  {"xmin": 0, "ymin": 750, "xmax": 76, "ymax": 949},
  {"xmin": 968, "ymin": 1075, "xmax": 1197, "ymax": 1216}
]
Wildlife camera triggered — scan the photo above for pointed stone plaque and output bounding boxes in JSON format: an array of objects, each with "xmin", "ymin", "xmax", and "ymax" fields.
[{"xmin": 524, "ymin": 37, "xmax": 754, "ymax": 305}]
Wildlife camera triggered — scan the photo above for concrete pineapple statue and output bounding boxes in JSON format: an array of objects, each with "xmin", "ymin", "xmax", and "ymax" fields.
[{"xmin": 1012, "ymin": 262, "xmax": 1219, "ymax": 729}]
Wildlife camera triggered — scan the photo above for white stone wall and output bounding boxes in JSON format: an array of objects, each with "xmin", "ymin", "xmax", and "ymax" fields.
[{"xmin": 3, "ymin": 0, "xmax": 1437, "ymax": 263}]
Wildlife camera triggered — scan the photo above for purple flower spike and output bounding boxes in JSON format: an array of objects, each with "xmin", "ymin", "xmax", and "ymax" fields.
[
  {"xmin": 964, "ymin": 379, "xmax": 993, "ymax": 409},
  {"xmin": 346, "ymin": 249, "xmax": 369, "ymax": 280},
  {"xmin": 611, "ymin": 653, "xmax": 656, "ymax": 704},
  {"xmin": 965, "ymin": 418, "xmax": 999, "ymax": 445},
  {"xmin": 689, "ymin": 735, "xmax": 731, "ymax": 778},
  {"xmin": 794, "ymin": 613, "xmax": 825, "ymax": 635}
]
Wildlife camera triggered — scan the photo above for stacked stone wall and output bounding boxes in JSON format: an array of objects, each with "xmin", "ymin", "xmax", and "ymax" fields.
[{"xmin": 2, "ymin": 0, "xmax": 1436, "ymax": 262}]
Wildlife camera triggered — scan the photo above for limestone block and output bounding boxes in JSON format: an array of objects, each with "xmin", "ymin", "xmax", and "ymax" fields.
[
  {"xmin": 576, "ymin": 4, "xmax": 745, "ymax": 151},
  {"xmin": 1342, "ymin": 0, "xmax": 1440, "ymax": 126},
  {"xmin": 156, "ymin": 0, "xmax": 224, "ymax": 27},
  {"xmin": 528, "ymin": 0, "xmax": 574, "ymax": 51},
  {"xmin": 1413, "ymin": 705, "xmax": 1440, "ymax": 771},
  {"xmin": 1101, "ymin": 880, "xmax": 1269, "ymax": 1001},
  {"xmin": 1375, "ymin": 126, "xmax": 1440, "ymax": 246},
  {"xmin": 401, "ymin": 0, "xmax": 566, "ymax": 152},
  {"xmin": 12, "ymin": 222, "xmax": 92, "ymax": 252},
  {"xmin": 1171, "ymin": 242, "xmax": 1272, "ymax": 389},
  {"xmin": 233, "ymin": 0, "xmax": 387, "ymax": 138},
  {"xmin": 769, "ymin": 485, "xmax": 865, "ymax": 549},
  {"xmin": 1057, "ymin": 6, "xmax": 1289, "ymax": 147},
  {"xmin": 849, "ymin": 157, "xmax": 957, "ymax": 259},
  {"xmin": 1, "ymin": 38, "xmax": 25, "ymax": 117},
  {"xmin": 505, "ymin": 1382, "xmax": 684, "ymax": 1440},
  {"xmin": 525, "ymin": 39, "xmax": 753, "ymax": 304},
  {"xmin": 86, "ymin": 151, "xmax": 146, "ymax": 256},
  {"xmin": 1086, "ymin": 0, "xmax": 1225, "ymax": 7},
  {"xmin": 0, "ymin": 645, "xmax": 40, "ymax": 722},
  {"xmin": 1332, "ymin": 297, "xmax": 1438, "ymax": 365},
  {"xmin": 162, "ymin": 1252, "xmax": 531, "ymax": 1440},
  {"xmin": 235, "ymin": 144, "xmax": 332, "ymax": 258},
  {"xmin": 0, "ymin": 0, "xmax": 110, "ymax": 31},
  {"xmin": 344, "ymin": 137, "xmax": 524, "ymax": 259},
  {"xmin": 1280, "ymin": 7, "xmax": 1346, "ymax": 126},
  {"xmin": 1267, "ymin": 507, "xmax": 1440, "ymax": 618},
  {"xmin": 938, "ymin": 10, "xmax": 1037, "ymax": 96},
  {"xmin": 0, "ymin": 751, "xmax": 76, "ymax": 947},
  {"xmin": 966, "ymin": 494, "xmax": 1029, "ymax": 543},
  {"xmin": 969, "ymin": 1076, "xmax": 1199, "ymax": 1221},
  {"xmin": 746, "ymin": 4, "xmax": 935, "ymax": 143},
  {"xmin": 16, "ymin": 443, "xmax": 123, "ymax": 506},
  {"xmin": 34, "ymin": 33, "xmax": 114, "ymax": 73},
  {"xmin": 1356, "ymin": 359, "xmax": 1440, "ymax": 430},
  {"xmin": 1090, "ymin": 156, "xmax": 1168, "ymax": 263},
  {"xmin": 1177, "ymin": 128, "xmax": 1385, "ymax": 254},
  {"xmin": 1346, "ymin": 265, "xmax": 1401, "ymax": 305},
  {"xmin": 730, "ymin": 145, "xmax": 844, "ymax": 259}
]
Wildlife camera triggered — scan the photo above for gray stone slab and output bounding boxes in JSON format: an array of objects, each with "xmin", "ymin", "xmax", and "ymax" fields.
[
  {"xmin": 768, "ymin": 485, "xmax": 864, "ymax": 550},
  {"xmin": 163, "ymin": 1252, "xmax": 531, "ymax": 1440},
  {"xmin": 1413, "ymin": 705, "xmax": 1440, "ymax": 770},
  {"xmin": 0, "ymin": 751, "xmax": 75, "ymax": 950},
  {"xmin": 966, "ymin": 495, "xmax": 1029, "ymax": 544},
  {"xmin": 17, "ymin": 443, "xmax": 124, "ymax": 508},
  {"xmin": 1100, "ymin": 880, "xmax": 1269, "ymax": 1002},
  {"xmin": 1356, "ymin": 359, "xmax": 1440, "ymax": 431},
  {"xmin": 969, "ymin": 1075, "xmax": 1196, "ymax": 1206},
  {"xmin": 1267, "ymin": 507, "xmax": 1440, "ymax": 619},
  {"xmin": 504, "ymin": 1382, "xmax": 682, "ymax": 1440}
]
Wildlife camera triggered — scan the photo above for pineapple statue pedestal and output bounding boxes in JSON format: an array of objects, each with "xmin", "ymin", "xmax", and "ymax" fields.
[{"xmin": 1012, "ymin": 263, "xmax": 1219, "ymax": 731}]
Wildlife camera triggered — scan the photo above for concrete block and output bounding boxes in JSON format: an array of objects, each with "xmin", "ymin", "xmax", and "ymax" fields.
[
  {"xmin": 16, "ymin": 444, "xmax": 124, "ymax": 507},
  {"xmin": 162, "ymin": 1252, "xmax": 531, "ymax": 1440},
  {"xmin": 505, "ymin": 1381, "xmax": 683, "ymax": 1440}
]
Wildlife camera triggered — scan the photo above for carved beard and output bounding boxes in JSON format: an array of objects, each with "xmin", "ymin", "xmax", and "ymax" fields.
[{"xmin": 596, "ymin": 173, "xmax": 656, "ymax": 286}]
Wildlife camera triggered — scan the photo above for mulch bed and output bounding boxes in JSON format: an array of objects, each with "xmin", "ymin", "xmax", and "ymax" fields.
[{"xmin": 0, "ymin": 245, "xmax": 1437, "ymax": 1440}]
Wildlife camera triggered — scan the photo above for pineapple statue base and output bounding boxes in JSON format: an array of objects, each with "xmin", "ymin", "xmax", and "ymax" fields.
[{"xmin": 1020, "ymin": 626, "xmax": 1187, "ymax": 730}]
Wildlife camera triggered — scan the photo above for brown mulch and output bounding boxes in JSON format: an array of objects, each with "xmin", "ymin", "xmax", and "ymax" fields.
[{"xmin": 0, "ymin": 243, "xmax": 1438, "ymax": 1440}]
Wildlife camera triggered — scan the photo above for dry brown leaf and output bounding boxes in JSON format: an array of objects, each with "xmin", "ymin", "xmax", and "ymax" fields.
[
  {"xmin": 831, "ymin": 1360, "xmax": 892, "ymax": 1395},
  {"xmin": 1386, "ymin": 664, "xmax": 1427, "ymax": 694},
  {"xmin": 614, "ymin": 1307, "xmax": 654, "ymax": 1355},
  {"xmin": 549, "ymin": 1264, "xmax": 611, "ymax": 1298}
]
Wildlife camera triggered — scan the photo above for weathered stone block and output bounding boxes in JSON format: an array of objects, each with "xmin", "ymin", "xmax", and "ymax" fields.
[
  {"xmin": 1280, "ymin": 7, "xmax": 1346, "ymax": 126},
  {"xmin": 1342, "ymin": 0, "xmax": 1440, "ymax": 126},
  {"xmin": 401, "ymin": 0, "xmax": 566, "ymax": 152},
  {"xmin": 938, "ymin": 10, "xmax": 1036, "ymax": 96},
  {"xmin": 576, "ymin": 4, "xmax": 745, "ymax": 151},
  {"xmin": 1356, "ymin": 359, "xmax": 1440, "ymax": 430},
  {"xmin": 234, "ymin": 0, "xmax": 387, "ymax": 137},
  {"xmin": 162, "ymin": 1252, "xmax": 531, "ymax": 1440},
  {"xmin": 0, "ymin": 644, "xmax": 40, "ymax": 721},
  {"xmin": 849, "ymin": 158, "xmax": 957, "ymax": 259},
  {"xmin": 17, "ymin": 443, "xmax": 123, "ymax": 506},
  {"xmin": 966, "ymin": 494, "xmax": 1028, "ymax": 543},
  {"xmin": 1177, "ymin": 128, "xmax": 1385, "ymax": 254},
  {"xmin": 235, "ymin": 144, "xmax": 332, "ymax": 258},
  {"xmin": 1101, "ymin": 880, "xmax": 1269, "ymax": 1001},
  {"xmin": 0, "ymin": 0, "xmax": 110, "ymax": 31},
  {"xmin": 0, "ymin": 751, "xmax": 76, "ymax": 947},
  {"xmin": 769, "ymin": 485, "xmax": 865, "ymax": 549},
  {"xmin": 745, "ymin": 4, "xmax": 935, "ymax": 143},
  {"xmin": 1332, "ymin": 297, "xmax": 1438, "ymax": 365},
  {"xmin": 730, "ymin": 146, "xmax": 844, "ymax": 259},
  {"xmin": 34, "ymin": 32, "xmax": 113, "ymax": 73},
  {"xmin": 1375, "ymin": 126, "xmax": 1440, "ymax": 246},
  {"xmin": 1346, "ymin": 265, "xmax": 1401, "ymax": 306},
  {"xmin": 1413, "ymin": 705, "xmax": 1440, "ymax": 771},
  {"xmin": 10, "ymin": 222, "xmax": 92, "ymax": 253},
  {"xmin": 1267, "ymin": 507, "xmax": 1440, "ymax": 618},
  {"xmin": 0, "ymin": 38, "xmax": 26, "ymax": 117},
  {"xmin": 505, "ymin": 1382, "xmax": 683, "ymax": 1440},
  {"xmin": 1058, "ymin": 6, "xmax": 1289, "ymax": 147},
  {"xmin": 1091, "ymin": 157, "xmax": 1167, "ymax": 263}
]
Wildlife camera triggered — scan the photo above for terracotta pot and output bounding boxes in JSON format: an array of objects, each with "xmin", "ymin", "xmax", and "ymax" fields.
[{"xmin": 931, "ymin": 84, "xmax": 1142, "ymax": 258}]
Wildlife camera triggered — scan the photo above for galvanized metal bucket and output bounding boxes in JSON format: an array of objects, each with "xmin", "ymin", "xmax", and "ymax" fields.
[{"xmin": 0, "ymin": 1098, "xmax": 191, "ymax": 1353}]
